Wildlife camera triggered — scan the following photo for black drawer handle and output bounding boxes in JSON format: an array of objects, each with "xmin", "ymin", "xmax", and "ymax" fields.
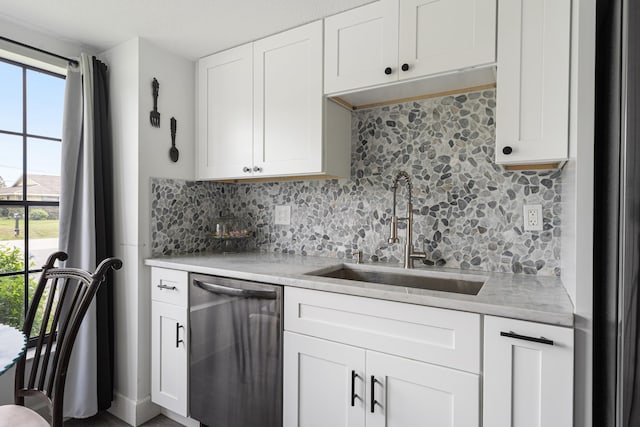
[
  {"xmin": 157, "ymin": 283, "xmax": 177, "ymax": 291},
  {"xmin": 370, "ymin": 376, "xmax": 379, "ymax": 413},
  {"xmin": 351, "ymin": 371, "xmax": 359, "ymax": 407},
  {"xmin": 500, "ymin": 331, "xmax": 554, "ymax": 346},
  {"xmin": 176, "ymin": 323, "xmax": 184, "ymax": 348}
]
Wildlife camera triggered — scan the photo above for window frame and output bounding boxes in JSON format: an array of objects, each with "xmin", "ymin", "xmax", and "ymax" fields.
[{"xmin": 0, "ymin": 56, "xmax": 64, "ymax": 345}]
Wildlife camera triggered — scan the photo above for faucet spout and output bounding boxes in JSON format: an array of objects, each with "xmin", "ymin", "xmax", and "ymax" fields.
[{"xmin": 388, "ymin": 171, "xmax": 426, "ymax": 269}]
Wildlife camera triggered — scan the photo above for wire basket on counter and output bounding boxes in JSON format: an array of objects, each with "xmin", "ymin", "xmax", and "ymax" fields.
[{"xmin": 210, "ymin": 215, "xmax": 253, "ymax": 253}]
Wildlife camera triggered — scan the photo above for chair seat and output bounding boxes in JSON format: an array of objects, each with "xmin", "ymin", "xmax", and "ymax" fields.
[{"xmin": 0, "ymin": 404, "xmax": 49, "ymax": 427}]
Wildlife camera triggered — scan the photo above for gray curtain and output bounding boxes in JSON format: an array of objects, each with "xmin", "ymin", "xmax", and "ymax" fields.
[{"xmin": 59, "ymin": 53, "xmax": 98, "ymax": 418}]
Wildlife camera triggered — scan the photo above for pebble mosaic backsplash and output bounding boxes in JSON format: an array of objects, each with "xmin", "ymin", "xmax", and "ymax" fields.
[
  {"xmin": 150, "ymin": 89, "xmax": 562, "ymax": 276},
  {"xmin": 151, "ymin": 179, "xmax": 230, "ymax": 255}
]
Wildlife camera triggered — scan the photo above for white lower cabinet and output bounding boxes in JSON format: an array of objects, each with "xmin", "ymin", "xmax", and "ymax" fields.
[
  {"xmin": 366, "ymin": 350, "xmax": 478, "ymax": 427},
  {"xmin": 150, "ymin": 268, "xmax": 189, "ymax": 417},
  {"xmin": 284, "ymin": 288, "xmax": 481, "ymax": 427},
  {"xmin": 284, "ymin": 332, "xmax": 365, "ymax": 427},
  {"xmin": 151, "ymin": 301, "xmax": 188, "ymax": 416},
  {"xmin": 483, "ymin": 315, "xmax": 574, "ymax": 427},
  {"xmin": 284, "ymin": 332, "xmax": 479, "ymax": 427},
  {"xmin": 283, "ymin": 288, "xmax": 574, "ymax": 427}
]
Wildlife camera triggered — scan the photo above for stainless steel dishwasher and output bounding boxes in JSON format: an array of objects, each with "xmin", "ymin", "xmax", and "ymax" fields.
[{"xmin": 189, "ymin": 273, "xmax": 283, "ymax": 427}]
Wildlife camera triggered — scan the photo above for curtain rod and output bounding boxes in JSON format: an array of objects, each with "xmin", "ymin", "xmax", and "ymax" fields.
[{"xmin": 0, "ymin": 36, "xmax": 79, "ymax": 67}]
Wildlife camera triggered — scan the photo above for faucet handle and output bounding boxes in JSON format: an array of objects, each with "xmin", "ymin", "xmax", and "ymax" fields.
[
  {"xmin": 352, "ymin": 250, "xmax": 363, "ymax": 264},
  {"xmin": 388, "ymin": 215, "xmax": 399, "ymax": 243}
]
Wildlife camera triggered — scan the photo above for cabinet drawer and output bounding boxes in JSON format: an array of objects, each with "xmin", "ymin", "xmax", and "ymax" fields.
[
  {"xmin": 151, "ymin": 267, "xmax": 189, "ymax": 307},
  {"xmin": 284, "ymin": 287, "xmax": 480, "ymax": 373}
]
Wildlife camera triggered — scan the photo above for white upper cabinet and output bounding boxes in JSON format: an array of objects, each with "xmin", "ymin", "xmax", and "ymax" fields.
[
  {"xmin": 324, "ymin": 0, "xmax": 496, "ymax": 95},
  {"xmin": 197, "ymin": 21, "xmax": 351, "ymax": 181},
  {"xmin": 398, "ymin": 0, "xmax": 496, "ymax": 80},
  {"xmin": 324, "ymin": 0, "xmax": 399, "ymax": 93},
  {"xmin": 197, "ymin": 43, "xmax": 253, "ymax": 180},
  {"xmin": 495, "ymin": 0, "xmax": 571, "ymax": 166},
  {"xmin": 254, "ymin": 21, "xmax": 324, "ymax": 177}
]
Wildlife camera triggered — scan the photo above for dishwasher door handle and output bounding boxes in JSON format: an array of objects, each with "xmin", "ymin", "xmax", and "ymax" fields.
[{"xmin": 194, "ymin": 280, "xmax": 278, "ymax": 299}]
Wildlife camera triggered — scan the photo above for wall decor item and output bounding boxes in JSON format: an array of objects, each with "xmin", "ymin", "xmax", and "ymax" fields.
[
  {"xmin": 169, "ymin": 117, "xmax": 179, "ymax": 162},
  {"xmin": 150, "ymin": 78, "xmax": 160, "ymax": 127}
]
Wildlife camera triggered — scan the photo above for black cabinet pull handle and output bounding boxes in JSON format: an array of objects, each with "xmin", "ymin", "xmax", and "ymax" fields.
[
  {"xmin": 384, "ymin": 67, "xmax": 392, "ymax": 75},
  {"xmin": 351, "ymin": 371, "xmax": 359, "ymax": 407},
  {"xmin": 500, "ymin": 331, "xmax": 554, "ymax": 346},
  {"xmin": 401, "ymin": 63, "xmax": 409, "ymax": 72},
  {"xmin": 176, "ymin": 324, "xmax": 184, "ymax": 348},
  {"xmin": 157, "ymin": 283, "xmax": 177, "ymax": 291},
  {"xmin": 370, "ymin": 375, "xmax": 379, "ymax": 413},
  {"xmin": 502, "ymin": 146, "xmax": 513, "ymax": 155},
  {"xmin": 242, "ymin": 166, "xmax": 251, "ymax": 173}
]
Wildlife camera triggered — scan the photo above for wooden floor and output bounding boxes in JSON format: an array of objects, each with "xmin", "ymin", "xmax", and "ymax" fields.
[{"xmin": 65, "ymin": 412, "xmax": 184, "ymax": 426}]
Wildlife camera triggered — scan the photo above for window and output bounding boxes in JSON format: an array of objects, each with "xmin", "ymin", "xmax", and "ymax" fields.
[{"xmin": 0, "ymin": 57, "xmax": 64, "ymax": 338}]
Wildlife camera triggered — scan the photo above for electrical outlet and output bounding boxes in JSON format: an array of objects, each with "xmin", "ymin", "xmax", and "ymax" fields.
[
  {"xmin": 523, "ymin": 204, "xmax": 543, "ymax": 231},
  {"xmin": 274, "ymin": 205, "xmax": 291, "ymax": 225}
]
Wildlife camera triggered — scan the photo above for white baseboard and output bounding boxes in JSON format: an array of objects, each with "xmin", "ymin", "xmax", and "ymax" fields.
[
  {"xmin": 108, "ymin": 392, "xmax": 160, "ymax": 426},
  {"xmin": 160, "ymin": 408, "xmax": 200, "ymax": 427}
]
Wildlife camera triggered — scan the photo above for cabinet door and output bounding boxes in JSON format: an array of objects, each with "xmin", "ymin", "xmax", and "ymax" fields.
[
  {"xmin": 494, "ymin": 0, "xmax": 571, "ymax": 165},
  {"xmin": 253, "ymin": 21, "xmax": 324, "ymax": 177},
  {"xmin": 366, "ymin": 351, "xmax": 479, "ymax": 427},
  {"xmin": 151, "ymin": 301, "xmax": 188, "ymax": 416},
  {"xmin": 398, "ymin": 0, "xmax": 496, "ymax": 80},
  {"xmin": 483, "ymin": 316, "xmax": 573, "ymax": 427},
  {"xmin": 284, "ymin": 332, "xmax": 365, "ymax": 427},
  {"xmin": 197, "ymin": 43, "xmax": 254, "ymax": 179},
  {"xmin": 324, "ymin": 0, "xmax": 398, "ymax": 94}
]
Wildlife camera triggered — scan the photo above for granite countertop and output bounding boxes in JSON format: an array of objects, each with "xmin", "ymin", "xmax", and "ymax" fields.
[{"xmin": 144, "ymin": 252, "xmax": 574, "ymax": 327}]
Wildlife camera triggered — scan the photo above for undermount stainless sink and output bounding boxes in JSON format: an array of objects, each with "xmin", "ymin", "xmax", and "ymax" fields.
[{"xmin": 306, "ymin": 265, "xmax": 486, "ymax": 295}]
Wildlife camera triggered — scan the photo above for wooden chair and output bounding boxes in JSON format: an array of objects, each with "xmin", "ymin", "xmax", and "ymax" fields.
[{"xmin": 0, "ymin": 251, "xmax": 122, "ymax": 427}]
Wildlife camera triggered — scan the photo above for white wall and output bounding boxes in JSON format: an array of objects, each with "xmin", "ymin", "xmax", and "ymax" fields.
[
  {"xmin": 0, "ymin": 16, "xmax": 95, "ymax": 72},
  {"xmin": 136, "ymin": 37, "xmax": 195, "ymax": 413},
  {"xmin": 100, "ymin": 38, "xmax": 147, "ymax": 425},
  {"xmin": 561, "ymin": 0, "xmax": 595, "ymax": 426},
  {"xmin": 101, "ymin": 37, "xmax": 195, "ymax": 426}
]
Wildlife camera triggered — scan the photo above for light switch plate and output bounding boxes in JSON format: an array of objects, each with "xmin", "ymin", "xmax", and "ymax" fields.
[{"xmin": 275, "ymin": 205, "xmax": 291, "ymax": 225}]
